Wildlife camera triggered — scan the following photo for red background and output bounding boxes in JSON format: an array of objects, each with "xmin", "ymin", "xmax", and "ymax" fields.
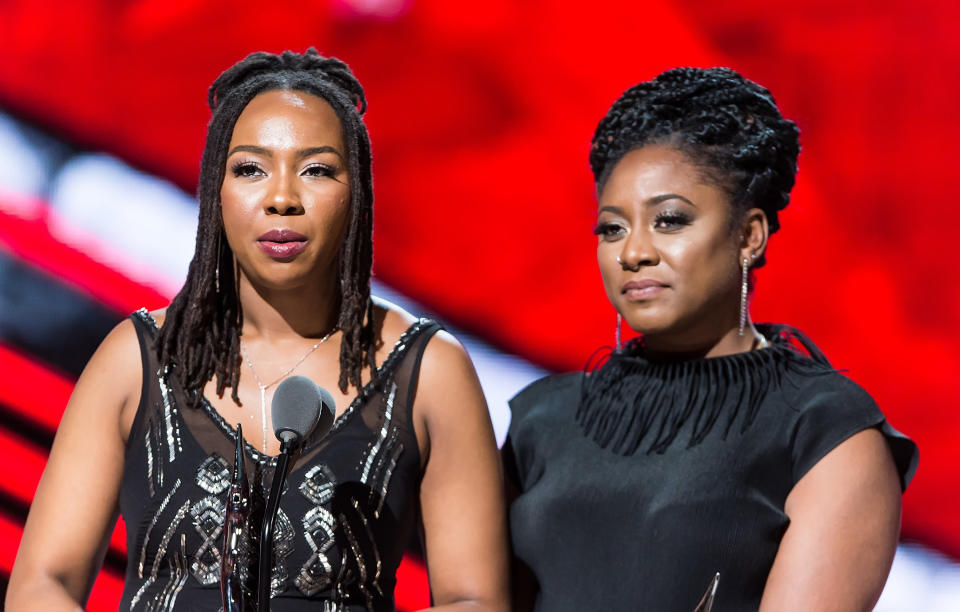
[{"xmin": 0, "ymin": 0, "xmax": 957, "ymax": 608}]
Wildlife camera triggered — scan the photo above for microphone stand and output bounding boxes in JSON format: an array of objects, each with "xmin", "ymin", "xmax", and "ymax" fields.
[{"xmin": 257, "ymin": 434, "xmax": 299, "ymax": 611}]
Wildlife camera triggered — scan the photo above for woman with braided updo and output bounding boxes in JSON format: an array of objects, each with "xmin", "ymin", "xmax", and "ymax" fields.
[
  {"xmin": 504, "ymin": 67, "xmax": 917, "ymax": 611},
  {"xmin": 7, "ymin": 50, "xmax": 508, "ymax": 611}
]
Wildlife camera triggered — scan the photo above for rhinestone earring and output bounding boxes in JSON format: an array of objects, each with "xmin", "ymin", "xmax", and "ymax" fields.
[
  {"xmin": 615, "ymin": 312, "xmax": 622, "ymax": 350},
  {"xmin": 738, "ymin": 256, "xmax": 750, "ymax": 336}
]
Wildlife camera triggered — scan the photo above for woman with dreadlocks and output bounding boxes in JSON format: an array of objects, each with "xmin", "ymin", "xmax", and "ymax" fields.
[
  {"xmin": 7, "ymin": 50, "xmax": 508, "ymax": 611},
  {"xmin": 503, "ymin": 67, "xmax": 918, "ymax": 611}
]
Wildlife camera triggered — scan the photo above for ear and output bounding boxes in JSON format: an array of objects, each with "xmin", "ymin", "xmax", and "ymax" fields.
[{"xmin": 739, "ymin": 207, "xmax": 769, "ymax": 264}]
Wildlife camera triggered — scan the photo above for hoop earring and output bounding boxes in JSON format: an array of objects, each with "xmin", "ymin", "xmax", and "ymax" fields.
[
  {"xmin": 615, "ymin": 312, "xmax": 622, "ymax": 350},
  {"xmin": 738, "ymin": 256, "xmax": 750, "ymax": 336}
]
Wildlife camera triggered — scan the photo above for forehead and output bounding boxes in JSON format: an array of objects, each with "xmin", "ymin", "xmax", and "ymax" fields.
[
  {"xmin": 229, "ymin": 89, "xmax": 344, "ymax": 150},
  {"xmin": 599, "ymin": 145, "xmax": 727, "ymax": 207}
]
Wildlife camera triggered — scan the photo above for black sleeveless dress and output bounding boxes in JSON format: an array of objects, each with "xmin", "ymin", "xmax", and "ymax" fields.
[
  {"xmin": 118, "ymin": 309, "xmax": 441, "ymax": 612},
  {"xmin": 504, "ymin": 324, "xmax": 918, "ymax": 612}
]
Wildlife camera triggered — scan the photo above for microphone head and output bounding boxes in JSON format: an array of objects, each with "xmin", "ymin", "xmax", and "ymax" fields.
[{"xmin": 272, "ymin": 375, "xmax": 336, "ymax": 448}]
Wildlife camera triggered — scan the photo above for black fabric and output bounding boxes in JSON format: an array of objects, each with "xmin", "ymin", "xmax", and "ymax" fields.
[
  {"xmin": 119, "ymin": 309, "xmax": 441, "ymax": 612},
  {"xmin": 506, "ymin": 326, "xmax": 918, "ymax": 612}
]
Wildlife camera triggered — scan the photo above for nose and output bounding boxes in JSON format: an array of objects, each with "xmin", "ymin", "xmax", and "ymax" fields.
[
  {"xmin": 264, "ymin": 169, "xmax": 304, "ymax": 215},
  {"xmin": 618, "ymin": 227, "xmax": 659, "ymax": 271}
]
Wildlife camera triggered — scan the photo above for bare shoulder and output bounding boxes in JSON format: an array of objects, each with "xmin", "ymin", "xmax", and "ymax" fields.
[
  {"xmin": 67, "ymin": 315, "xmax": 145, "ymax": 441},
  {"xmin": 370, "ymin": 296, "xmax": 424, "ymax": 365},
  {"xmin": 371, "ymin": 295, "xmax": 470, "ymax": 372},
  {"xmin": 148, "ymin": 307, "xmax": 168, "ymax": 328},
  {"xmin": 92, "ymin": 316, "xmax": 143, "ymax": 376}
]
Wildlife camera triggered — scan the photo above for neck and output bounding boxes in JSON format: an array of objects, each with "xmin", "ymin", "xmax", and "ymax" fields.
[
  {"xmin": 641, "ymin": 320, "xmax": 763, "ymax": 362},
  {"xmin": 237, "ymin": 269, "xmax": 340, "ymax": 342}
]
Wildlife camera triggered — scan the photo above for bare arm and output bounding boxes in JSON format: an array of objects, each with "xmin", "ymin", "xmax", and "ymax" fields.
[
  {"xmin": 415, "ymin": 331, "xmax": 510, "ymax": 612},
  {"xmin": 759, "ymin": 428, "xmax": 902, "ymax": 612},
  {"xmin": 504, "ymin": 480, "xmax": 536, "ymax": 612},
  {"xmin": 5, "ymin": 319, "xmax": 141, "ymax": 611}
]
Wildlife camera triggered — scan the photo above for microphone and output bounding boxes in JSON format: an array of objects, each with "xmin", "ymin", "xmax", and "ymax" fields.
[
  {"xmin": 271, "ymin": 376, "xmax": 336, "ymax": 450},
  {"xmin": 257, "ymin": 376, "xmax": 336, "ymax": 610}
]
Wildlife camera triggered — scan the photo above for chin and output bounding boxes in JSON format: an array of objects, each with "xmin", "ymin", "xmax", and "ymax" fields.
[
  {"xmin": 246, "ymin": 265, "xmax": 315, "ymax": 291},
  {"xmin": 621, "ymin": 308, "xmax": 678, "ymax": 338}
]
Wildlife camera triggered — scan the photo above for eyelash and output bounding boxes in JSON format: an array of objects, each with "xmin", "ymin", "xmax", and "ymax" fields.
[
  {"xmin": 593, "ymin": 211, "xmax": 693, "ymax": 240},
  {"xmin": 302, "ymin": 163, "xmax": 336, "ymax": 178},
  {"xmin": 230, "ymin": 161, "xmax": 263, "ymax": 177},
  {"xmin": 228, "ymin": 161, "xmax": 337, "ymax": 178},
  {"xmin": 593, "ymin": 222, "xmax": 626, "ymax": 240},
  {"xmin": 653, "ymin": 210, "xmax": 693, "ymax": 229}
]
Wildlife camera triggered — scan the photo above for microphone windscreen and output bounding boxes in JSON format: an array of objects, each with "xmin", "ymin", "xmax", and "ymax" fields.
[
  {"xmin": 272, "ymin": 375, "xmax": 330, "ymax": 446},
  {"xmin": 314, "ymin": 385, "xmax": 336, "ymax": 439}
]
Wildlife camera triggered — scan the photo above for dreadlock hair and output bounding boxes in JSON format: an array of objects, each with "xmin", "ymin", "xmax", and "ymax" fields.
[
  {"xmin": 589, "ymin": 67, "xmax": 800, "ymax": 268},
  {"xmin": 157, "ymin": 48, "xmax": 376, "ymax": 405}
]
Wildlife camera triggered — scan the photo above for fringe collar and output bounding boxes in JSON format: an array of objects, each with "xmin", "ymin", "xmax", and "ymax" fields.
[{"xmin": 576, "ymin": 324, "xmax": 834, "ymax": 456}]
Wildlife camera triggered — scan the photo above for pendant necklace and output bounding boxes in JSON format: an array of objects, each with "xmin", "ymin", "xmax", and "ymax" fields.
[{"xmin": 240, "ymin": 327, "xmax": 338, "ymax": 453}]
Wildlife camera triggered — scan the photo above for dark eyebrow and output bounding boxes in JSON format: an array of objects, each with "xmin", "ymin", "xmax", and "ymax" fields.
[
  {"xmin": 296, "ymin": 146, "xmax": 343, "ymax": 160},
  {"xmin": 598, "ymin": 194, "xmax": 695, "ymax": 215},
  {"xmin": 226, "ymin": 145, "xmax": 343, "ymax": 159},
  {"xmin": 227, "ymin": 145, "xmax": 271, "ymax": 157},
  {"xmin": 648, "ymin": 193, "xmax": 697, "ymax": 208}
]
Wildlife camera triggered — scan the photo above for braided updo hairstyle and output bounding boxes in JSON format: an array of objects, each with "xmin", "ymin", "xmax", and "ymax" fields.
[
  {"xmin": 158, "ymin": 48, "xmax": 376, "ymax": 405},
  {"xmin": 589, "ymin": 67, "xmax": 799, "ymax": 267}
]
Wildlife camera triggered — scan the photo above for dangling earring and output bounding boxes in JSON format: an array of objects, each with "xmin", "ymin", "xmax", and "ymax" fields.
[
  {"xmin": 738, "ymin": 256, "xmax": 750, "ymax": 336},
  {"xmin": 214, "ymin": 231, "xmax": 222, "ymax": 293},
  {"xmin": 615, "ymin": 312, "xmax": 622, "ymax": 350}
]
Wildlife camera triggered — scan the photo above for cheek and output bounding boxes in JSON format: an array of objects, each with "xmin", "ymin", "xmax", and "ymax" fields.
[
  {"xmin": 662, "ymin": 232, "xmax": 737, "ymax": 295},
  {"xmin": 219, "ymin": 182, "xmax": 261, "ymax": 222},
  {"xmin": 596, "ymin": 242, "xmax": 622, "ymax": 298},
  {"xmin": 311, "ymin": 187, "xmax": 352, "ymax": 238}
]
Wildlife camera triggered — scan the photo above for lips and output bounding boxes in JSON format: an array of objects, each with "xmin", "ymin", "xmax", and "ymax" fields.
[
  {"xmin": 257, "ymin": 229, "xmax": 308, "ymax": 260},
  {"xmin": 621, "ymin": 279, "xmax": 668, "ymax": 300}
]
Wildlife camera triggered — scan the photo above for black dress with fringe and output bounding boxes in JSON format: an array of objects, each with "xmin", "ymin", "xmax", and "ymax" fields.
[{"xmin": 504, "ymin": 324, "xmax": 917, "ymax": 612}]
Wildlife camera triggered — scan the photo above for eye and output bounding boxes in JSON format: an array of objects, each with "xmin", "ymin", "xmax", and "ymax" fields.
[
  {"xmin": 593, "ymin": 221, "xmax": 627, "ymax": 241},
  {"xmin": 230, "ymin": 161, "xmax": 264, "ymax": 178},
  {"xmin": 652, "ymin": 210, "xmax": 693, "ymax": 230},
  {"xmin": 301, "ymin": 163, "xmax": 337, "ymax": 178}
]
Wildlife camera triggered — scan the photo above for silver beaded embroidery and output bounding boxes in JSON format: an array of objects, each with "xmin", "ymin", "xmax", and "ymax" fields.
[
  {"xmin": 372, "ymin": 428, "xmax": 403, "ymax": 517},
  {"xmin": 295, "ymin": 505, "xmax": 336, "ymax": 595},
  {"xmin": 130, "ymin": 498, "xmax": 190, "ymax": 609},
  {"xmin": 339, "ymin": 512, "xmax": 376, "ymax": 611},
  {"xmin": 194, "ymin": 453, "xmax": 230, "ymax": 495},
  {"xmin": 359, "ymin": 382, "xmax": 404, "ymax": 518},
  {"xmin": 353, "ymin": 498, "xmax": 383, "ymax": 597},
  {"xmin": 360, "ymin": 383, "xmax": 396, "ymax": 482},
  {"xmin": 137, "ymin": 478, "xmax": 182, "ymax": 579},
  {"xmin": 144, "ymin": 429, "xmax": 155, "ymax": 498},
  {"xmin": 157, "ymin": 365, "xmax": 183, "ymax": 463},
  {"xmin": 189, "ymin": 496, "xmax": 225, "ymax": 585},
  {"xmin": 299, "ymin": 464, "xmax": 337, "ymax": 505},
  {"xmin": 270, "ymin": 508, "xmax": 295, "ymax": 597},
  {"xmin": 145, "ymin": 533, "xmax": 188, "ymax": 612},
  {"xmin": 146, "ymin": 421, "xmax": 164, "ymax": 490},
  {"xmin": 295, "ymin": 464, "xmax": 338, "ymax": 595}
]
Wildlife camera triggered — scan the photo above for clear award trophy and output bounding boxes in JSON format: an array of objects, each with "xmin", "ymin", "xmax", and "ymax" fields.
[
  {"xmin": 693, "ymin": 572, "xmax": 719, "ymax": 612},
  {"xmin": 221, "ymin": 424, "xmax": 256, "ymax": 611}
]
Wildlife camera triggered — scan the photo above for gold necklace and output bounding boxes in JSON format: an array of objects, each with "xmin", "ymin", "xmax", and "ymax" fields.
[{"xmin": 240, "ymin": 328, "xmax": 337, "ymax": 452}]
